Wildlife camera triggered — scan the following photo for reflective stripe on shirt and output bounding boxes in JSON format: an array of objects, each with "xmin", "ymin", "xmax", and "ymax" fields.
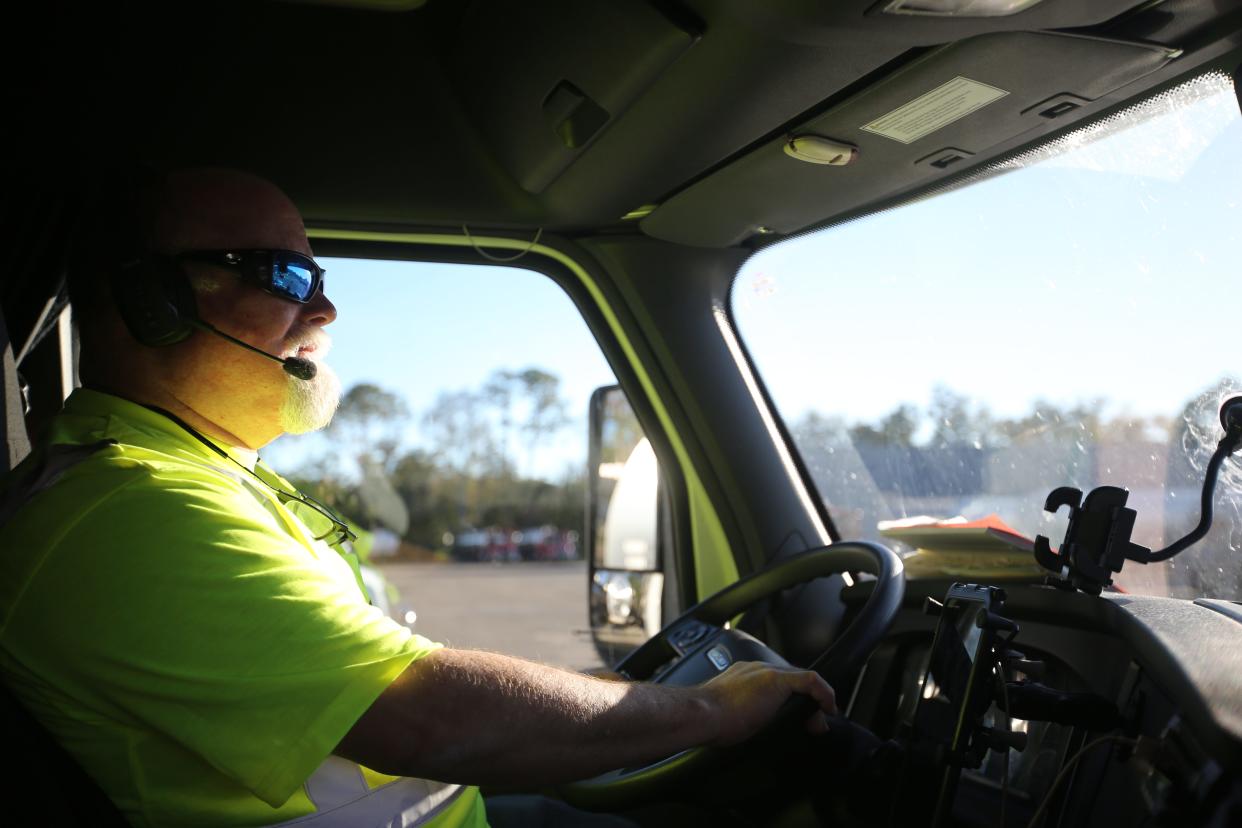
[{"xmin": 272, "ymin": 756, "xmax": 467, "ymax": 827}]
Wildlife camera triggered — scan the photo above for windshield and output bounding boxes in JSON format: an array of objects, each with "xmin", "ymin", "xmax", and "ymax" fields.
[{"xmin": 733, "ymin": 72, "xmax": 1242, "ymax": 601}]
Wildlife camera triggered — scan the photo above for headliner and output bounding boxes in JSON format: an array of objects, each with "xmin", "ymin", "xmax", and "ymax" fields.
[{"xmin": 8, "ymin": 0, "xmax": 1242, "ymax": 248}]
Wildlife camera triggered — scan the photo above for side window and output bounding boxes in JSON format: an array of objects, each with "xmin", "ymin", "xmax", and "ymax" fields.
[{"xmin": 266, "ymin": 257, "xmax": 638, "ymax": 671}]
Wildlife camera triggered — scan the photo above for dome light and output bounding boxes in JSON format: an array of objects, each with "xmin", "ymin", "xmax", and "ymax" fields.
[{"xmin": 783, "ymin": 135, "xmax": 858, "ymax": 166}]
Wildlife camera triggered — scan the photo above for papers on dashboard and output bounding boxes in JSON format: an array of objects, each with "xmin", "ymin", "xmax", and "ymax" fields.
[{"xmin": 878, "ymin": 514, "xmax": 1044, "ymax": 579}]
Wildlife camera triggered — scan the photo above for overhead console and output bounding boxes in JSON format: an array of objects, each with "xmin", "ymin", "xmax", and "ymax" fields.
[
  {"xmin": 720, "ymin": 0, "xmax": 1162, "ymax": 46},
  {"xmin": 451, "ymin": 0, "xmax": 700, "ymax": 195},
  {"xmin": 641, "ymin": 30, "xmax": 1179, "ymax": 247}
]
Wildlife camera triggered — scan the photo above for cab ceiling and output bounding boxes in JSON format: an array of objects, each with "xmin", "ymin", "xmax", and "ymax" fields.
[{"xmin": 11, "ymin": 0, "xmax": 1242, "ymax": 248}]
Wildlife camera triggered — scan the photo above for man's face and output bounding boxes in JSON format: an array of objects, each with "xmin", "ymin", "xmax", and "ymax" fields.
[
  {"xmin": 150, "ymin": 170, "xmax": 341, "ymax": 447},
  {"xmin": 185, "ymin": 256, "xmax": 341, "ymax": 437}
]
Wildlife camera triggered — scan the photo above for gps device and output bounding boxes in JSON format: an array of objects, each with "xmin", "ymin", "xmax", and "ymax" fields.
[{"xmin": 910, "ymin": 583, "xmax": 1008, "ymax": 826}]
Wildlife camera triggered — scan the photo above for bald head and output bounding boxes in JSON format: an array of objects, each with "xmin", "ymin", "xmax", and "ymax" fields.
[
  {"xmin": 69, "ymin": 165, "xmax": 338, "ymax": 449},
  {"xmin": 69, "ymin": 166, "xmax": 313, "ymax": 330},
  {"xmin": 146, "ymin": 169, "xmax": 310, "ymax": 256}
]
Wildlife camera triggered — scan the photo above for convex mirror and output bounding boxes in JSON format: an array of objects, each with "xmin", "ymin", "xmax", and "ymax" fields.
[{"xmin": 586, "ymin": 385, "xmax": 664, "ymax": 665}]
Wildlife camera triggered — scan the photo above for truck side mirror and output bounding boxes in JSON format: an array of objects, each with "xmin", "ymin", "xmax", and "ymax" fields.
[
  {"xmin": 586, "ymin": 385, "xmax": 665, "ymax": 666},
  {"xmin": 1234, "ymin": 62, "xmax": 1242, "ymax": 114}
]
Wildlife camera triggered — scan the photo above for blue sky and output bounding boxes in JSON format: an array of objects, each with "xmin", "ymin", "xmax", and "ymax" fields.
[
  {"xmin": 736, "ymin": 76, "xmax": 1242, "ymax": 427},
  {"xmin": 265, "ymin": 75, "xmax": 1242, "ymax": 478},
  {"xmin": 263, "ymin": 261, "xmax": 618, "ymax": 476}
]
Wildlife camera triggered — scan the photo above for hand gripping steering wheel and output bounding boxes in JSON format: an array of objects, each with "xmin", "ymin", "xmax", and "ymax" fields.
[{"xmin": 560, "ymin": 540, "xmax": 904, "ymax": 810}]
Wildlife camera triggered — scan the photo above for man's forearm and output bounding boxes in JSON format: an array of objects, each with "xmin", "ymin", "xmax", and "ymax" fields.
[
  {"xmin": 337, "ymin": 647, "xmax": 836, "ymax": 787},
  {"xmin": 339, "ymin": 648, "xmax": 714, "ymax": 786}
]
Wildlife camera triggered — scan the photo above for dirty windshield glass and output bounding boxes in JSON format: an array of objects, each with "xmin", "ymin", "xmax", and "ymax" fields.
[{"xmin": 733, "ymin": 73, "xmax": 1242, "ymax": 600}]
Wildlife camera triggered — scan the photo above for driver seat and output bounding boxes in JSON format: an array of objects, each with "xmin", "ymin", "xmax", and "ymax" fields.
[{"xmin": 0, "ymin": 306, "xmax": 129, "ymax": 826}]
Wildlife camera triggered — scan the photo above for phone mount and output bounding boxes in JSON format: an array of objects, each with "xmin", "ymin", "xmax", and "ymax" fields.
[
  {"xmin": 1032, "ymin": 486, "xmax": 1153, "ymax": 596},
  {"xmin": 1033, "ymin": 396, "xmax": 1242, "ymax": 595},
  {"xmin": 863, "ymin": 584, "xmax": 1120, "ymax": 828}
]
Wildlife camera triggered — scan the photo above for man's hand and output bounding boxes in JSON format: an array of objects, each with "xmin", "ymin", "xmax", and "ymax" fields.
[{"xmin": 697, "ymin": 661, "xmax": 837, "ymax": 747}]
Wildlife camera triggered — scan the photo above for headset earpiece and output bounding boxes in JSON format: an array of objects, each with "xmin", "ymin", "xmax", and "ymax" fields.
[
  {"xmin": 109, "ymin": 254, "xmax": 198, "ymax": 347},
  {"xmin": 87, "ymin": 162, "xmax": 200, "ymax": 349}
]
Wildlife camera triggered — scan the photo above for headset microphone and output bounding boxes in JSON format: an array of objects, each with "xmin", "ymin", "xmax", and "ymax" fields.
[
  {"xmin": 189, "ymin": 319, "xmax": 319, "ymax": 381},
  {"xmin": 281, "ymin": 356, "xmax": 319, "ymax": 381}
]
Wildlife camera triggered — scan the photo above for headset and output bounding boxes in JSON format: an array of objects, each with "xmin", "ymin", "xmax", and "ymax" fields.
[
  {"xmin": 96, "ymin": 166, "xmax": 317, "ymax": 380},
  {"xmin": 92, "ymin": 164, "xmax": 200, "ymax": 348},
  {"xmin": 109, "ymin": 252, "xmax": 200, "ymax": 348}
]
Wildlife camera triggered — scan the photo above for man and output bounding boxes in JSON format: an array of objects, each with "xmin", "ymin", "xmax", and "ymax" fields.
[{"xmin": 0, "ymin": 169, "xmax": 836, "ymax": 826}]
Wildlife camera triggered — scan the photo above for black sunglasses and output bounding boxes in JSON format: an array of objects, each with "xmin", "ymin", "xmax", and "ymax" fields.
[
  {"xmin": 274, "ymin": 489, "xmax": 359, "ymax": 547},
  {"xmin": 177, "ymin": 249, "xmax": 326, "ymax": 303}
]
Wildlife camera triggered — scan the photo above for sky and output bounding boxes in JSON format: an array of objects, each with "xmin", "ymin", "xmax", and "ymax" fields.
[
  {"xmin": 265, "ymin": 74, "xmax": 1242, "ymax": 481},
  {"xmin": 262, "ymin": 261, "xmax": 618, "ymax": 476},
  {"xmin": 736, "ymin": 75, "xmax": 1242, "ymax": 427}
]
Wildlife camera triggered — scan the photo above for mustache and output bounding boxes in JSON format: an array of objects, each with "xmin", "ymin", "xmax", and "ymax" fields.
[{"xmin": 283, "ymin": 327, "xmax": 332, "ymax": 358}]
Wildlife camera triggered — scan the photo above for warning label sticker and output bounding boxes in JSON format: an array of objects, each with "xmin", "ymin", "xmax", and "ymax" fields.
[{"xmin": 861, "ymin": 76, "xmax": 1008, "ymax": 145}]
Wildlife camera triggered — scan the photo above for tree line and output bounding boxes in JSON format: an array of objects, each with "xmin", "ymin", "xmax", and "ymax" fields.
[
  {"xmin": 797, "ymin": 384, "xmax": 1178, "ymax": 451},
  {"xmin": 284, "ymin": 372, "xmax": 1241, "ymax": 589},
  {"xmin": 791, "ymin": 381, "xmax": 1239, "ymax": 483},
  {"xmin": 788, "ymin": 380, "xmax": 1242, "ymax": 597},
  {"xmin": 287, "ymin": 368, "xmax": 586, "ymax": 556}
]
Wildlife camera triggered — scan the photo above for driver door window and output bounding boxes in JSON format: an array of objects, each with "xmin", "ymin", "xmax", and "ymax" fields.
[{"xmin": 266, "ymin": 257, "xmax": 628, "ymax": 671}]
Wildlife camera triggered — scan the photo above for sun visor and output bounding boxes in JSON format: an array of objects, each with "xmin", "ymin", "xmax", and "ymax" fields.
[
  {"xmin": 641, "ymin": 31, "xmax": 1178, "ymax": 247},
  {"xmin": 454, "ymin": 0, "xmax": 699, "ymax": 196}
]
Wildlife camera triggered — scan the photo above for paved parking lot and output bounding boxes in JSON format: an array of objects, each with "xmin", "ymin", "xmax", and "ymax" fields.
[{"xmin": 377, "ymin": 560, "xmax": 604, "ymax": 672}]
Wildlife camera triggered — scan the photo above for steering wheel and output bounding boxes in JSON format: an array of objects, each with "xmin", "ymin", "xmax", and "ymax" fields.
[{"xmin": 560, "ymin": 540, "xmax": 904, "ymax": 810}]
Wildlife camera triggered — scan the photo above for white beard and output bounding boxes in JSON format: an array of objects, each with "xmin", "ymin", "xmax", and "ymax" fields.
[{"xmin": 279, "ymin": 360, "xmax": 341, "ymax": 434}]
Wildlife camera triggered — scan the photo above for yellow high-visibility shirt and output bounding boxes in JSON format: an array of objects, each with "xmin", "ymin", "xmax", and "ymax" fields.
[{"xmin": 0, "ymin": 389, "xmax": 486, "ymax": 827}]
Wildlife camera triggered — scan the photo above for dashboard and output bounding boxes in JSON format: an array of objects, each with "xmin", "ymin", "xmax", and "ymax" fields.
[{"xmin": 835, "ymin": 578, "xmax": 1242, "ymax": 827}]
